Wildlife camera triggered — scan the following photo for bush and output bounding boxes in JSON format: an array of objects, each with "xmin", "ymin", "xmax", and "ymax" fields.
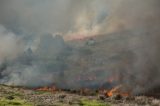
[
  {"xmin": 0, "ymin": 97, "xmax": 33, "ymax": 106},
  {"xmin": 80, "ymin": 99, "xmax": 110, "ymax": 106}
]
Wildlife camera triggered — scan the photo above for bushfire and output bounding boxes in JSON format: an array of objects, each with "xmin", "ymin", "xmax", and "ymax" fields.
[
  {"xmin": 35, "ymin": 84, "xmax": 130, "ymax": 98},
  {"xmin": 36, "ymin": 86, "xmax": 58, "ymax": 92},
  {"xmin": 106, "ymin": 85, "xmax": 130, "ymax": 97}
]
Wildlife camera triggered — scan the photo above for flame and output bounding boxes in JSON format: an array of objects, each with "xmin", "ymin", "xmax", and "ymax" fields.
[
  {"xmin": 106, "ymin": 85, "xmax": 129, "ymax": 97},
  {"xmin": 36, "ymin": 86, "xmax": 57, "ymax": 92}
]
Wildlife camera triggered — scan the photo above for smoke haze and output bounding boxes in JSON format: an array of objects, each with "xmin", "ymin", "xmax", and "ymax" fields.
[{"xmin": 0, "ymin": 0, "xmax": 160, "ymax": 94}]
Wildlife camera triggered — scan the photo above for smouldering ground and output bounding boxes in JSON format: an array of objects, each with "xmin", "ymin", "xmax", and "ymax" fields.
[{"xmin": 0, "ymin": 85, "xmax": 160, "ymax": 106}]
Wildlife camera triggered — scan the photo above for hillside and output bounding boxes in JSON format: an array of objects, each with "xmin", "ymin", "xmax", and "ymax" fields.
[{"xmin": 0, "ymin": 85, "xmax": 160, "ymax": 106}]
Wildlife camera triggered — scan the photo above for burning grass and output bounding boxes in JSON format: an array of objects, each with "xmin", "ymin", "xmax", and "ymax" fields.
[
  {"xmin": 106, "ymin": 85, "xmax": 130, "ymax": 97},
  {"xmin": 1, "ymin": 84, "xmax": 160, "ymax": 106},
  {"xmin": 35, "ymin": 86, "xmax": 58, "ymax": 92}
]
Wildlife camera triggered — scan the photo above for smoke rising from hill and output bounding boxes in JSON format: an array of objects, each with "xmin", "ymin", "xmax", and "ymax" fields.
[{"xmin": 0, "ymin": 0, "xmax": 160, "ymax": 94}]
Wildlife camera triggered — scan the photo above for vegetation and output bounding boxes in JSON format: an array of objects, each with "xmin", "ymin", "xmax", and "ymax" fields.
[
  {"xmin": 34, "ymin": 90, "xmax": 50, "ymax": 95},
  {"xmin": 0, "ymin": 97, "xmax": 33, "ymax": 106},
  {"xmin": 9, "ymin": 92, "xmax": 23, "ymax": 97},
  {"xmin": 80, "ymin": 99, "xmax": 110, "ymax": 106}
]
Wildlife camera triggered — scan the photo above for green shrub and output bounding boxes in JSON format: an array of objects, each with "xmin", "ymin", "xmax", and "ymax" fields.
[
  {"xmin": 80, "ymin": 99, "xmax": 110, "ymax": 106},
  {"xmin": 0, "ymin": 98, "xmax": 33, "ymax": 106}
]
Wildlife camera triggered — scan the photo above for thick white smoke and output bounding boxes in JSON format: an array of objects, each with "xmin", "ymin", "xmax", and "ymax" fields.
[
  {"xmin": 0, "ymin": 0, "xmax": 160, "ymax": 95},
  {"xmin": 0, "ymin": 0, "xmax": 121, "ymax": 39},
  {"xmin": 0, "ymin": 25, "xmax": 24, "ymax": 62},
  {"xmin": 0, "ymin": 0, "xmax": 121, "ymax": 87}
]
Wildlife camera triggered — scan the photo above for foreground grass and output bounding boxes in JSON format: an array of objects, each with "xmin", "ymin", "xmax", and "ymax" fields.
[
  {"xmin": 80, "ymin": 99, "xmax": 110, "ymax": 106},
  {"xmin": 0, "ymin": 98, "xmax": 33, "ymax": 106},
  {"xmin": 34, "ymin": 90, "xmax": 51, "ymax": 95}
]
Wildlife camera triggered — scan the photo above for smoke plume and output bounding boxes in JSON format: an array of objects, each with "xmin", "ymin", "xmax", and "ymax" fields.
[{"xmin": 0, "ymin": 0, "xmax": 160, "ymax": 94}]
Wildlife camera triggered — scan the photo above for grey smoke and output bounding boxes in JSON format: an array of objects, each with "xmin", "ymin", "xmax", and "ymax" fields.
[
  {"xmin": 0, "ymin": 0, "xmax": 118, "ymax": 87},
  {"xmin": 0, "ymin": 0, "xmax": 160, "ymax": 95}
]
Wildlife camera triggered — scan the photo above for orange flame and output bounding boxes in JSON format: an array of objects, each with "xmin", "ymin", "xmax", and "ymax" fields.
[
  {"xmin": 106, "ymin": 85, "xmax": 129, "ymax": 97},
  {"xmin": 36, "ymin": 86, "xmax": 57, "ymax": 92}
]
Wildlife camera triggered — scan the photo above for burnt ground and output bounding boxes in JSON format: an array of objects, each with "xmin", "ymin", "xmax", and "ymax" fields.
[{"xmin": 0, "ymin": 85, "xmax": 160, "ymax": 106}]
